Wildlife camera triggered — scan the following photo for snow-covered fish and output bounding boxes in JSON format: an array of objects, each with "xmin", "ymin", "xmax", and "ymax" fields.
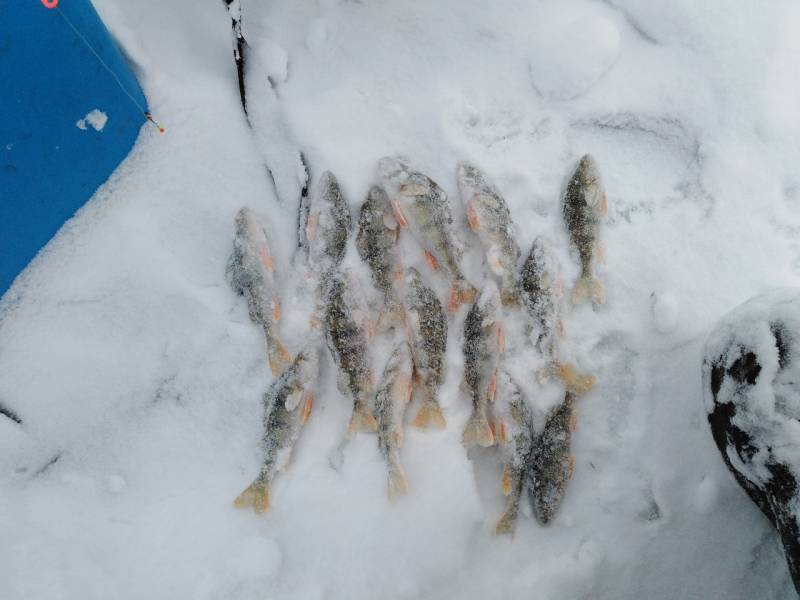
[
  {"xmin": 356, "ymin": 185, "xmax": 404, "ymax": 330},
  {"xmin": 374, "ymin": 341, "xmax": 414, "ymax": 500},
  {"xmin": 494, "ymin": 371, "xmax": 535, "ymax": 535},
  {"xmin": 563, "ymin": 154, "xmax": 607, "ymax": 305},
  {"xmin": 462, "ymin": 282, "xmax": 504, "ymax": 448},
  {"xmin": 324, "ymin": 271, "xmax": 377, "ymax": 437},
  {"xmin": 527, "ymin": 391, "xmax": 577, "ymax": 524},
  {"xmin": 379, "ymin": 157, "xmax": 477, "ymax": 312},
  {"xmin": 457, "ymin": 163, "xmax": 521, "ymax": 306},
  {"xmin": 404, "ymin": 267, "xmax": 448, "ymax": 430},
  {"xmin": 305, "ymin": 171, "xmax": 352, "ymax": 282},
  {"xmin": 233, "ymin": 345, "xmax": 319, "ymax": 513},
  {"xmin": 519, "ymin": 237, "xmax": 595, "ymax": 395},
  {"xmin": 227, "ymin": 207, "xmax": 292, "ymax": 376}
]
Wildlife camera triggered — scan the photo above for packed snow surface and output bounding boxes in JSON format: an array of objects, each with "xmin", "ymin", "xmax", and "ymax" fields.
[{"xmin": 3, "ymin": 1, "xmax": 800, "ymax": 598}]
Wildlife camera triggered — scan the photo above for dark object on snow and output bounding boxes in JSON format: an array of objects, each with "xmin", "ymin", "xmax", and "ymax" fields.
[
  {"xmin": 0, "ymin": 402, "xmax": 21, "ymax": 425},
  {"xmin": 702, "ymin": 289, "xmax": 800, "ymax": 595},
  {"xmin": 222, "ymin": 0, "xmax": 248, "ymax": 114}
]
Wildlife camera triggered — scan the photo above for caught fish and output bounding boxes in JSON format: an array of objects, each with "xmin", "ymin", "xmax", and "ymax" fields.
[
  {"xmin": 462, "ymin": 281, "xmax": 504, "ymax": 448},
  {"xmin": 519, "ymin": 238, "xmax": 595, "ymax": 395},
  {"xmin": 404, "ymin": 267, "xmax": 448, "ymax": 430},
  {"xmin": 457, "ymin": 163, "xmax": 521, "ymax": 306},
  {"xmin": 233, "ymin": 345, "xmax": 319, "ymax": 513},
  {"xmin": 527, "ymin": 391, "xmax": 577, "ymax": 524},
  {"xmin": 356, "ymin": 185, "xmax": 404, "ymax": 330},
  {"xmin": 379, "ymin": 157, "xmax": 477, "ymax": 312},
  {"xmin": 562, "ymin": 154, "xmax": 607, "ymax": 305},
  {"xmin": 374, "ymin": 341, "xmax": 414, "ymax": 499},
  {"xmin": 305, "ymin": 171, "xmax": 352, "ymax": 280},
  {"xmin": 227, "ymin": 207, "xmax": 292, "ymax": 376},
  {"xmin": 494, "ymin": 371, "xmax": 535, "ymax": 535},
  {"xmin": 324, "ymin": 270, "xmax": 378, "ymax": 437}
]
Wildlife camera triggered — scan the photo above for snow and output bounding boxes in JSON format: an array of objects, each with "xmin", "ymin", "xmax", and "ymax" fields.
[
  {"xmin": 3, "ymin": 0, "xmax": 800, "ymax": 598},
  {"xmin": 76, "ymin": 109, "xmax": 108, "ymax": 132}
]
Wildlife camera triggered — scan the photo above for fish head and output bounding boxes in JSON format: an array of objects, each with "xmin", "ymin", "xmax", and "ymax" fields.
[
  {"xmin": 294, "ymin": 346, "xmax": 320, "ymax": 387},
  {"xmin": 456, "ymin": 162, "xmax": 482, "ymax": 191},
  {"xmin": 576, "ymin": 154, "xmax": 605, "ymax": 212},
  {"xmin": 476, "ymin": 281, "xmax": 502, "ymax": 327},
  {"xmin": 378, "ymin": 156, "xmax": 412, "ymax": 188}
]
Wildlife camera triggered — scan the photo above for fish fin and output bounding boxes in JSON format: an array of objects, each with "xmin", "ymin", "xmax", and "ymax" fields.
[
  {"xmin": 393, "ymin": 426, "xmax": 404, "ymax": 449},
  {"xmin": 448, "ymin": 281, "xmax": 477, "ymax": 313},
  {"xmin": 268, "ymin": 339, "xmax": 292, "ymax": 377},
  {"xmin": 501, "ymin": 465, "xmax": 512, "ymax": 495},
  {"xmin": 496, "ymin": 416, "xmax": 509, "ymax": 445},
  {"xmin": 300, "ymin": 392, "xmax": 314, "ymax": 425},
  {"xmin": 572, "ymin": 276, "xmax": 605, "ymax": 305},
  {"xmin": 388, "ymin": 467, "xmax": 408, "ymax": 501},
  {"xmin": 424, "ymin": 250, "xmax": 439, "ymax": 272},
  {"xmin": 347, "ymin": 404, "xmax": 378, "ymax": 437},
  {"xmin": 487, "ymin": 370, "xmax": 498, "ymax": 403},
  {"xmin": 558, "ymin": 319, "xmax": 566, "ymax": 340},
  {"xmin": 412, "ymin": 401, "xmax": 447, "ymax": 430},
  {"xmin": 462, "ymin": 411, "xmax": 494, "ymax": 448},
  {"xmin": 599, "ymin": 191, "xmax": 608, "ymax": 218},
  {"xmin": 305, "ymin": 213, "xmax": 318, "ymax": 241},
  {"xmin": 496, "ymin": 324, "xmax": 505, "ymax": 353},
  {"xmin": 259, "ymin": 245, "xmax": 274, "ymax": 271},
  {"xmin": 487, "ymin": 246, "xmax": 506, "ymax": 277},
  {"xmin": 391, "ymin": 200, "xmax": 409, "ymax": 229},
  {"xmin": 568, "ymin": 456, "xmax": 576, "ymax": 480},
  {"xmin": 554, "ymin": 362, "xmax": 596, "ymax": 396},
  {"xmin": 466, "ymin": 202, "xmax": 481, "ymax": 231},
  {"xmin": 569, "ymin": 411, "xmax": 577, "ymax": 432},
  {"xmin": 596, "ymin": 241, "xmax": 607, "ymax": 264},
  {"xmin": 272, "ymin": 296, "xmax": 281, "ymax": 322},
  {"xmin": 233, "ymin": 480, "xmax": 270, "ymax": 514},
  {"xmin": 494, "ymin": 509, "xmax": 517, "ymax": 536}
]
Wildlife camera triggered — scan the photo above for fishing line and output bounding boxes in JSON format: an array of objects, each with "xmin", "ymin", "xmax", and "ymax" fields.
[{"xmin": 53, "ymin": 5, "xmax": 165, "ymax": 133}]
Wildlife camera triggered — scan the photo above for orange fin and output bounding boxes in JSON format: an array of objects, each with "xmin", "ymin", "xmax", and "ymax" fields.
[
  {"xmin": 462, "ymin": 413, "xmax": 494, "ymax": 448},
  {"xmin": 391, "ymin": 200, "xmax": 409, "ymax": 229},
  {"xmin": 347, "ymin": 404, "xmax": 378, "ymax": 437},
  {"xmin": 496, "ymin": 416, "xmax": 509, "ymax": 444},
  {"xmin": 272, "ymin": 296, "xmax": 281, "ymax": 322},
  {"xmin": 300, "ymin": 392, "xmax": 314, "ymax": 425},
  {"xmin": 388, "ymin": 467, "xmax": 408, "ymax": 501},
  {"xmin": 424, "ymin": 250, "xmax": 439, "ymax": 272},
  {"xmin": 233, "ymin": 480, "xmax": 270, "ymax": 514},
  {"xmin": 466, "ymin": 203, "xmax": 481, "ymax": 231},
  {"xmin": 572, "ymin": 276, "xmax": 605, "ymax": 305},
  {"xmin": 412, "ymin": 401, "xmax": 447, "ymax": 430},
  {"xmin": 568, "ymin": 456, "xmax": 576, "ymax": 479},
  {"xmin": 496, "ymin": 325, "xmax": 505, "ymax": 353},
  {"xmin": 268, "ymin": 338, "xmax": 292, "ymax": 377},
  {"xmin": 448, "ymin": 281, "xmax": 477, "ymax": 313},
  {"xmin": 487, "ymin": 370, "xmax": 498, "ymax": 403},
  {"xmin": 501, "ymin": 464, "xmax": 512, "ymax": 495},
  {"xmin": 555, "ymin": 362, "xmax": 596, "ymax": 396},
  {"xmin": 495, "ymin": 509, "xmax": 517, "ymax": 536}
]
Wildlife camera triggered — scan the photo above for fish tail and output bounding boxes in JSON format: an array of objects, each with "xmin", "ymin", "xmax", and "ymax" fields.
[
  {"xmin": 462, "ymin": 409, "xmax": 494, "ymax": 448},
  {"xmin": 267, "ymin": 336, "xmax": 292, "ymax": 377},
  {"xmin": 411, "ymin": 400, "xmax": 447, "ymax": 430},
  {"xmin": 554, "ymin": 361, "xmax": 596, "ymax": 396},
  {"xmin": 376, "ymin": 301, "xmax": 405, "ymax": 332},
  {"xmin": 494, "ymin": 504, "xmax": 519, "ymax": 536},
  {"xmin": 347, "ymin": 403, "xmax": 378, "ymax": 437},
  {"xmin": 572, "ymin": 275, "xmax": 605, "ymax": 305},
  {"xmin": 448, "ymin": 279, "xmax": 478, "ymax": 312},
  {"xmin": 233, "ymin": 479, "xmax": 270, "ymax": 514},
  {"xmin": 387, "ymin": 464, "xmax": 409, "ymax": 501},
  {"xmin": 500, "ymin": 284, "xmax": 520, "ymax": 307}
]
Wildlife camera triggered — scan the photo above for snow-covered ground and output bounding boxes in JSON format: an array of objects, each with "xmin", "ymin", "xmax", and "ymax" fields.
[{"xmin": 3, "ymin": 1, "xmax": 800, "ymax": 598}]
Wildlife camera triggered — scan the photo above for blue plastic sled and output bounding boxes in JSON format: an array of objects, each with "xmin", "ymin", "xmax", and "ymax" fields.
[{"xmin": 0, "ymin": 0, "xmax": 148, "ymax": 297}]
